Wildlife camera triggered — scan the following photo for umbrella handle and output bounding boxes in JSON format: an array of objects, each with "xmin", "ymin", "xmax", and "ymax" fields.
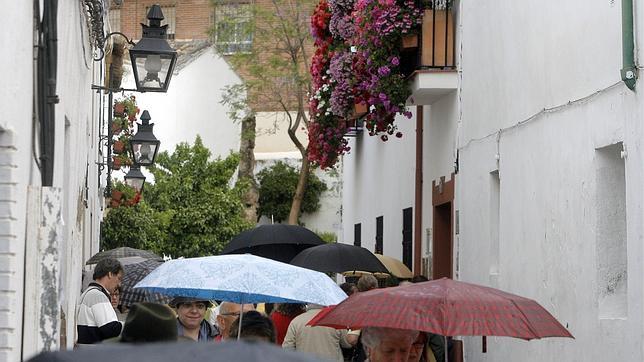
[
  {"xmin": 444, "ymin": 335, "xmax": 448, "ymax": 362},
  {"xmin": 237, "ymin": 297, "xmax": 243, "ymax": 341}
]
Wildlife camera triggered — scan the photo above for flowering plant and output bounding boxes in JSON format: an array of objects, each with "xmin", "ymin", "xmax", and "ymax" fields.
[
  {"xmin": 353, "ymin": 0, "xmax": 421, "ymax": 138},
  {"xmin": 109, "ymin": 180, "xmax": 142, "ymax": 208},
  {"xmin": 309, "ymin": 0, "xmax": 352, "ymax": 169},
  {"xmin": 308, "ymin": 0, "xmax": 421, "ymax": 167},
  {"xmin": 309, "ymin": 0, "xmax": 365, "ymax": 169},
  {"xmin": 111, "ymin": 95, "xmax": 139, "ymax": 170}
]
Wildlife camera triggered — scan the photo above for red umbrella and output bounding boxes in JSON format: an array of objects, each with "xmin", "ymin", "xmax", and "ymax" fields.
[{"xmin": 310, "ymin": 278, "xmax": 573, "ymax": 340}]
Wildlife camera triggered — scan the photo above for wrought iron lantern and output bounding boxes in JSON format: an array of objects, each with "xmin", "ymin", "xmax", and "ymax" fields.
[
  {"xmin": 130, "ymin": 110, "xmax": 160, "ymax": 166},
  {"xmin": 124, "ymin": 165, "xmax": 146, "ymax": 192},
  {"xmin": 129, "ymin": 5, "xmax": 177, "ymax": 92}
]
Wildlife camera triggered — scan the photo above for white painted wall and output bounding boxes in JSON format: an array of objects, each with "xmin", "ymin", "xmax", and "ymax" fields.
[
  {"xmin": 342, "ymin": 0, "xmax": 644, "ymax": 360},
  {"xmin": 122, "ymin": 48, "xmax": 242, "ymax": 157},
  {"xmin": 341, "ymin": 110, "xmax": 417, "ymax": 259},
  {"xmin": 0, "ymin": 1, "xmax": 33, "ymax": 360},
  {"xmin": 0, "ymin": 1, "xmax": 103, "ymax": 360},
  {"xmin": 456, "ymin": 0, "xmax": 644, "ymax": 360},
  {"xmin": 256, "ymin": 156, "xmax": 342, "ymax": 237}
]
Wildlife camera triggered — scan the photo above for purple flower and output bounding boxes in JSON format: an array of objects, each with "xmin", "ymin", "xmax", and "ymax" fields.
[
  {"xmin": 377, "ymin": 66, "xmax": 390, "ymax": 76},
  {"xmin": 391, "ymin": 57, "xmax": 399, "ymax": 66}
]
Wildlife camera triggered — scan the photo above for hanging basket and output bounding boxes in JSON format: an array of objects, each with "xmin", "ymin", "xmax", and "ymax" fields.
[
  {"xmin": 111, "ymin": 157, "xmax": 122, "ymax": 170},
  {"xmin": 349, "ymin": 103, "xmax": 368, "ymax": 120},
  {"xmin": 111, "ymin": 122, "xmax": 123, "ymax": 134},
  {"xmin": 113, "ymin": 140, "xmax": 125, "ymax": 154},
  {"xmin": 401, "ymin": 34, "xmax": 419, "ymax": 49},
  {"xmin": 111, "ymin": 190, "xmax": 123, "ymax": 201}
]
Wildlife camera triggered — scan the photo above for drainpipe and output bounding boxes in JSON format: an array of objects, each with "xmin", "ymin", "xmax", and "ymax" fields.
[
  {"xmin": 414, "ymin": 105, "xmax": 423, "ymax": 275},
  {"xmin": 621, "ymin": 0, "xmax": 637, "ymax": 90}
]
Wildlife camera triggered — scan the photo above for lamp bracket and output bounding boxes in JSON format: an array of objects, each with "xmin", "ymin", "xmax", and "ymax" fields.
[
  {"xmin": 93, "ymin": 32, "xmax": 136, "ymax": 62},
  {"xmin": 91, "ymin": 85, "xmax": 144, "ymax": 94}
]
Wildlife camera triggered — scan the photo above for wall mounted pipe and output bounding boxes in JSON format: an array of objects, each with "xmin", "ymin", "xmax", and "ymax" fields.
[{"xmin": 621, "ymin": 0, "xmax": 637, "ymax": 90}]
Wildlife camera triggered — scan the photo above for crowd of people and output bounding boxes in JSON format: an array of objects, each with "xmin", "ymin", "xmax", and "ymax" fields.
[{"xmin": 76, "ymin": 257, "xmax": 449, "ymax": 361}]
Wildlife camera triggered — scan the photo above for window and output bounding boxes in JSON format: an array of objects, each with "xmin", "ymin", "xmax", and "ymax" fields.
[
  {"xmin": 375, "ymin": 216, "xmax": 383, "ymax": 254},
  {"xmin": 354, "ymin": 223, "xmax": 361, "ymax": 247},
  {"xmin": 213, "ymin": 2, "xmax": 252, "ymax": 54},
  {"xmin": 596, "ymin": 143, "xmax": 627, "ymax": 318},
  {"xmin": 489, "ymin": 170, "xmax": 500, "ymax": 286},
  {"xmin": 146, "ymin": 6, "xmax": 176, "ymax": 39},
  {"xmin": 402, "ymin": 208, "xmax": 413, "ymax": 270},
  {"xmin": 108, "ymin": 8, "xmax": 121, "ymax": 33}
]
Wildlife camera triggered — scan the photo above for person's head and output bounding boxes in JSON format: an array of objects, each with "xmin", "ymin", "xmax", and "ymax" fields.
[
  {"xmin": 357, "ymin": 274, "xmax": 379, "ymax": 292},
  {"xmin": 119, "ymin": 302, "xmax": 178, "ymax": 343},
  {"xmin": 216, "ymin": 302, "xmax": 255, "ymax": 338},
  {"xmin": 340, "ymin": 282, "xmax": 358, "ymax": 296},
  {"xmin": 170, "ymin": 297, "xmax": 213, "ymax": 330},
  {"xmin": 227, "ymin": 310, "xmax": 276, "ymax": 343},
  {"xmin": 110, "ymin": 286, "xmax": 121, "ymax": 308},
  {"xmin": 407, "ymin": 332, "xmax": 428, "ymax": 362},
  {"xmin": 361, "ymin": 327, "xmax": 419, "ymax": 362},
  {"xmin": 410, "ymin": 275, "xmax": 429, "ymax": 283},
  {"xmin": 276, "ymin": 303, "xmax": 306, "ymax": 318},
  {"xmin": 93, "ymin": 258, "xmax": 124, "ymax": 294}
]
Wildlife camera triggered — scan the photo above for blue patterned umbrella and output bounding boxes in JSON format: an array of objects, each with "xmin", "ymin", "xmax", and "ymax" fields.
[{"xmin": 134, "ymin": 254, "xmax": 347, "ymax": 306}]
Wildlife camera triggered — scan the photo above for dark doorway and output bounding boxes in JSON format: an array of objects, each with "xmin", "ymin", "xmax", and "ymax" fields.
[
  {"xmin": 432, "ymin": 175, "xmax": 454, "ymax": 280},
  {"xmin": 375, "ymin": 216, "xmax": 383, "ymax": 254},
  {"xmin": 402, "ymin": 207, "xmax": 413, "ymax": 270},
  {"xmin": 354, "ymin": 223, "xmax": 361, "ymax": 247}
]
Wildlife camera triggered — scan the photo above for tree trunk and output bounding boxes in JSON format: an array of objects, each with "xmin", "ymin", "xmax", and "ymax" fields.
[
  {"xmin": 237, "ymin": 115, "xmax": 259, "ymax": 223},
  {"xmin": 287, "ymin": 155, "xmax": 310, "ymax": 224}
]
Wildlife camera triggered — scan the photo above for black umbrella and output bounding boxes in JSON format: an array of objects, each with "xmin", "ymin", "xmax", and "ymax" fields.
[
  {"xmin": 86, "ymin": 247, "xmax": 162, "ymax": 265},
  {"xmin": 221, "ymin": 224, "xmax": 325, "ymax": 263},
  {"xmin": 120, "ymin": 259, "xmax": 171, "ymax": 307},
  {"xmin": 27, "ymin": 340, "xmax": 322, "ymax": 362},
  {"xmin": 290, "ymin": 243, "xmax": 389, "ymax": 274}
]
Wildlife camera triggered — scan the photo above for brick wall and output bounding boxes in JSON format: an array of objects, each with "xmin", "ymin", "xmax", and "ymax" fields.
[
  {"xmin": 115, "ymin": 0, "xmax": 212, "ymax": 41},
  {"xmin": 114, "ymin": 0, "xmax": 316, "ymax": 113}
]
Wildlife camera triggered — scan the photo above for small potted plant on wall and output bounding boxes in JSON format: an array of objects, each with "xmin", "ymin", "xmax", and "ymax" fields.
[{"xmin": 109, "ymin": 180, "xmax": 140, "ymax": 208}]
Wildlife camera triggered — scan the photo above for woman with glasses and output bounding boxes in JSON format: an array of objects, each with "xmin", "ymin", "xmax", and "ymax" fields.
[{"xmin": 170, "ymin": 297, "xmax": 219, "ymax": 342}]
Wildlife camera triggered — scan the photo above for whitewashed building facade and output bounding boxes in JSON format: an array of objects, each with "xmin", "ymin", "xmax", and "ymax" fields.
[
  {"xmin": 342, "ymin": 1, "xmax": 643, "ymax": 360},
  {"xmin": 1, "ymin": 1, "xmax": 106, "ymax": 361}
]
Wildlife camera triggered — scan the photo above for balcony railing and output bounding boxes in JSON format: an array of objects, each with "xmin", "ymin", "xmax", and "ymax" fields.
[{"xmin": 401, "ymin": 0, "xmax": 456, "ymax": 76}]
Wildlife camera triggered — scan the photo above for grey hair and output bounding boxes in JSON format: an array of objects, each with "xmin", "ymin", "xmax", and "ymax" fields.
[
  {"xmin": 361, "ymin": 327, "xmax": 419, "ymax": 353},
  {"xmin": 357, "ymin": 274, "xmax": 379, "ymax": 292}
]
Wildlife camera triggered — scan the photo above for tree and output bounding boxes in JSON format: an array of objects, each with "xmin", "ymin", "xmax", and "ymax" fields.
[
  {"xmin": 100, "ymin": 201, "xmax": 168, "ymax": 253},
  {"xmin": 211, "ymin": 0, "xmax": 316, "ymax": 224},
  {"xmin": 100, "ymin": 136, "xmax": 253, "ymax": 257},
  {"xmin": 257, "ymin": 161, "xmax": 327, "ymax": 223}
]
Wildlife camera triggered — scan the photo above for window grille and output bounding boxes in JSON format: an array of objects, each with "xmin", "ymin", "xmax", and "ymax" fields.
[
  {"xmin": 213, "ymin": 2, "xmax": 253, "ymax": 54},
  {"xmin": 108, "ymin": 8, "xmax": 121, "ymax": 33}
]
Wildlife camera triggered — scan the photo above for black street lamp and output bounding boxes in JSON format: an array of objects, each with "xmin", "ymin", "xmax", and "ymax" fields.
[
  {"xmin": 129, "ymin": 5, "xmax": 177, "ymax": 92},
  {"xmin": 124, "ymin": 165, "xmax": 146, "ymax": 192},
  {"xmin": 130, "ymin": 110, "xmax": 160, "ymax": 166}
]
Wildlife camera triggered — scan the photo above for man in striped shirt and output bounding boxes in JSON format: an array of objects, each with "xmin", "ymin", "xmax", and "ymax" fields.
[{"xmin": 76, "ymin": 258, "xmax": 124, "ymax": 344}]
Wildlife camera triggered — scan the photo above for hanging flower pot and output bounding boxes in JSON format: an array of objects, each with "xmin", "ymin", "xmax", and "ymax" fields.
[
  {"xmin": 113, "ymin": 140, "xmax": 125, "ymax": 154},
  {"xmin": 114, "ymin": 103, "xmax": 126, "ymax": 116},
  {"xmin": 111, "ymin": 156, "xmax": 122, "ymax": 170},
  {"xmin": 401, "ymin": 34, "xmax": 418, "ymax": 49},
  {"xmin": 111, "ymin": 121, "xmax": 123, "ymax": 134},
  {"xmin": 350, "ymin": 103, "xmax": 368, "ymax": 119},
  {"xmin": 111, "ymin": 189, "xmax": 123, "ymax": 202}
]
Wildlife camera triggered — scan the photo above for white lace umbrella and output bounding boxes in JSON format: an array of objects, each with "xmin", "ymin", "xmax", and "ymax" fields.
[{"xmin": 135, "ymin": 254, "xmax": 347, "ymax": 339}]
